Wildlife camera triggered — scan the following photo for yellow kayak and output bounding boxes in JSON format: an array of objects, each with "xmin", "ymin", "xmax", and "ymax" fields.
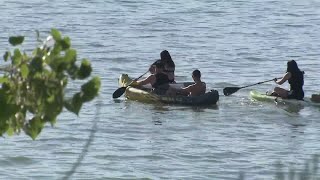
[
  {"xmin": 250, "ymin": 90, "xmax": 320, "ymax": 107},
  {"xmin": 118, "ymin": 74, "xmax": 219, "ymax": 105}
]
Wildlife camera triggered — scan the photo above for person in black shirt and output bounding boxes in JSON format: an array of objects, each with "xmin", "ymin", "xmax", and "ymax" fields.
[
  {"xmin": 160, "ymin": 50, "xmax": 175, "ymax": 83},
  {"xmin": 149, "ymin": 50, "xmax": 175, "ymax": 83},
  {"xmin": 135, "ymin": 61, "xmax": 170, "ymax": 89},
  {"xmin": 272, "ymin": 60, "xmax": 304, "ymax": 100}
]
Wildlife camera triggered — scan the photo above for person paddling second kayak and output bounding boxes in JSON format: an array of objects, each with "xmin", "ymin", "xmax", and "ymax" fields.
[{"xmin": 271, "ymin": 60, "xmax": 304, "ymax": 100}]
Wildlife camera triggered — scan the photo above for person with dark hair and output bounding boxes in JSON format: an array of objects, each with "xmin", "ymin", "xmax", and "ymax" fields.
[
  {"xmin": 167, "ymin": 69, "xmax": 206, "ymax": 97},
  {"xmin": 271, "ymin": 60, "xmax": 304, "ymax": 100},
  {"xmin": 135, "ymin": 60, "xmax": 170, "ymax": 89},
  {"xmin": 160, "ymin": 50, "xmax": 175, "ymax": 83},
  {"xmin": 149, "ymin": 50, "xmax": 175, "ymax": 83}
]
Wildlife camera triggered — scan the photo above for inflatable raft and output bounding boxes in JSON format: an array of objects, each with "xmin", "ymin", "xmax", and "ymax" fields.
[{"xmin": 118, "ymin": 74, "xmax": 219, "ymax": 105}]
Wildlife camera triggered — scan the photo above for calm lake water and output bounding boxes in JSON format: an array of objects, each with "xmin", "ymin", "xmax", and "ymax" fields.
[{"xmin": 1, "ymin": 0, "xmax": 320, "ymax": 179}]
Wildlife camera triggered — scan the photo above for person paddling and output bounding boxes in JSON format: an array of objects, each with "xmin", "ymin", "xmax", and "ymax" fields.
[
  {"xmin": 149, "ymin": 50, "xmax": 175, "ymax": 83},
  {"xmin": 134, "ymin": 61, "xmax": 170, "ymax": 90},
  {"xmin": 167, "ymin": 69, "xmax": 206, "ymax": 97},
  {"xmin": 271, "ymin": 60, "xmax": 304, "ymax": 100}
]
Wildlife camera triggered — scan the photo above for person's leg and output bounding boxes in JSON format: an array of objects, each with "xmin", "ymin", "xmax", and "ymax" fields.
[
  {"xmin": 154, "ymin": 84, "xmax": 169, "ymax": 95},
  {"xmin": 273, "ymin": 87, "xmax": 289, "ymax": 98},
  {"xmin": 165, "ymin": 87, "xmax": 177, "ymax": 96}
]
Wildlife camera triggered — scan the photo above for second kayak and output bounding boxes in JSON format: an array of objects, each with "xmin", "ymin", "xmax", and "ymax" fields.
[{"xmin": 250, "ymin": 90, "xmax": 320, "ymax": 107}]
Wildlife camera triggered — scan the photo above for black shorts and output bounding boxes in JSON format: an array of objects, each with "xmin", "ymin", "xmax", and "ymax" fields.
[{"xmin": 287, "ymin": 90, "xmax": 304, "ymax": 100}]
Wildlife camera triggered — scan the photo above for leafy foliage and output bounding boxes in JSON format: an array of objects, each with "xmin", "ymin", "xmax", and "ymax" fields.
[{"xmin": 0, "ymin": 29, "xmax": 101, "ymax": 140}]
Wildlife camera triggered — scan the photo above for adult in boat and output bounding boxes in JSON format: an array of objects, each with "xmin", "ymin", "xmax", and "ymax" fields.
[
  {"xmin": 135, "ymin": 61, "xmax": 170, "ymax": 90},
  {"xmin": 167, "ymin": 69, "xmax": 206, "ymax": 97},
  {"xmin": 149, "ymin": 50, "xmax": 175, "ymax": 83},
  {"xmin": 161, "ymin": 50, "xmax": 175, "ymax": 83},
  {"xmin": 271, "ymin": 60, "xmax": 304, "ymax": 100}
]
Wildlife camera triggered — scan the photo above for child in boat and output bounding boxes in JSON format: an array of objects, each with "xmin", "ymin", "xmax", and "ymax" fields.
[
  {"xmin": 271, "ymin": 60, "xmax": 304, "ymax": 100},
  {"xmin": 149, "ymin": 50, "xmax": 175, "ymax": 83},
  {"xmin": 135, "ymin": 61, "xmax": 170, "ymax": 90},
  {"xmin": 167, "ymin": 69, "xmax": 206, "ymax": 97}
]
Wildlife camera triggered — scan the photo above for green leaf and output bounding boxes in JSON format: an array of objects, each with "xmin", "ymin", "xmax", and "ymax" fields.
[
  {"xmin": 24, "ymin": 117, "xmax": 44, "ymax": 140},
  {"xmin": 46, "ymin": 94, "xmax": 55, "ymax": 103},
  {"xmin": 43, "ymin": 116, "xmax": 57, "ymax": 127},
  {"xmin": 78, "ymin": 59, "xmax": 92, "ymax": 79},
  {"xmin": 64, "ymin": 92, "xmax": 83, "ymax": 115},
  {"xmin": 3, "ymin": 51, "xmax": 11, "ymax": 62},
  {"xmin": 0, "ymin": 118, "xmax": 9, "ymax": 136},
  {"xmin": 66, "ymin": 65, "xmax": 79, "ymax": 79},
  {"xmin": 9, "ymin": 36, "xmax": 24, "ymax": 46},
  {"xmin": 12, "ymin": 49, "xmax": 22, "ymax": 65},
  {"xmin": 20, "ymin": 64, "xmax": 29, "ymax": 79},
  {"xmin": 0, "ymin": 77, "xmax": 9, "ymax": 83},
  {"xmin": 61, "ymin": 77, "xmax": 68, "ymax": 87},
  {"xmin": 7, "ymin": 127, "xmax": 14, "ymax": 136},
  {"xmin": 51, "ymin": 29, "xmax": 61, "ymax": 41},
  {"xmin": 50, "ymin": 117, "xmax": 56, "ymax": 127},
  {"xmin": 81, "ymin": 76, "xmax": 101, "ymax": 102},
  {"xmin": 51, "ymin": 43, "xmax": 62, "ymax": 56},
  {"xmin": 44, "ymin": 96, "xmax": 63, "ymax": 121},
  {"xmin": 0, "ymin": 89, "xmax": 17, "ymax": 136},
  {"xmin": 60, "ymin": 37, "xmax": 71, "ymax": 50},
  {"xmin": 30, "ymin": 56, "xmax": 43, "ymax": 72},
  {"xmin": 64, "ymin": 49, "xmax": 77, "ymax": 65}
]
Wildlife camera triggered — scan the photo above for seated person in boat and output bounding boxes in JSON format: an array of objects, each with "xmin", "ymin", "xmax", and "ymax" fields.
[
  {"xmin": 135, "ymin": 61, "xmax": 170, "ymax": 91},
  {"xmin": 271, "ymin": 60, "xmax": 304, "ymax": 100},
  {"xmin": 149, "ymin": 50, "xmax": 175, "ymax": 83},
  {"xmin": 167, "ymin": 69, "xmax": 206, "ymax": 97}
]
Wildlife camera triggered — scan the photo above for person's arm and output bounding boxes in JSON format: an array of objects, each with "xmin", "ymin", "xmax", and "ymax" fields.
[
  {"xmin": 136, "ymin": 75, "xmax": 155, "ymax": 86},
  {"xmin": 275, "ymin": 72, "xmax": 291, "ymax": 85},
  {"xmin": 178, "ymin": 84, "xmax": 195, "ymax": 95},
  {"xmin": 149, "ymin": 65, "xmax": 155, "ymax": 74}
]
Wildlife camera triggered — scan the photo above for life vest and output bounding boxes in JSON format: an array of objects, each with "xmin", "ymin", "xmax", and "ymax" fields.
[
  {"xmin": 152, "ymin": 73, "xmax": 170, "ymax": 88},
  {"xmin": 288, "ymin": 71, "xmax": 304, "ymax": 100}
]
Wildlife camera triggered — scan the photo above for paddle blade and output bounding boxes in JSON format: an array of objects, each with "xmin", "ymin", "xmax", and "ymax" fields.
[
  {"xmin": 223, "ymin": 87, "xmax": 241, "ymax": 96},
  {"xmin": 112, "ymin": 87, "xmax": 127, "ymax": 98}
]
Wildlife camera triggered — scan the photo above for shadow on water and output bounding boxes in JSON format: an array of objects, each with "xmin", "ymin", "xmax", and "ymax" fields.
[
  {"xmin": 151, "ymin": 102, "xmax": 219, "ymax": 112},
  {"xmin": 147, "ymin": 102, "xmax": 219, "ymax": 125},
  {"xmin": 276, "ymin": 103, "xmax": 305, "ymax": 116},
  {"xmin": 62, "ymin": 99, "xmax": 102, "ymax": 180},
  {"xmin": 238, "ymin": 154, "xmax": 320, "ymax": 180}
]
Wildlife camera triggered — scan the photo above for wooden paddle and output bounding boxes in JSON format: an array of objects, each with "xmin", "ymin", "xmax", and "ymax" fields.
[
  {"xmin": 223, "ymin": 78, "xmax": 279, "ymax": 96},
  {"xmin": 112, "ymin": 70, "xmax": 149, "ymax": 98}
]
